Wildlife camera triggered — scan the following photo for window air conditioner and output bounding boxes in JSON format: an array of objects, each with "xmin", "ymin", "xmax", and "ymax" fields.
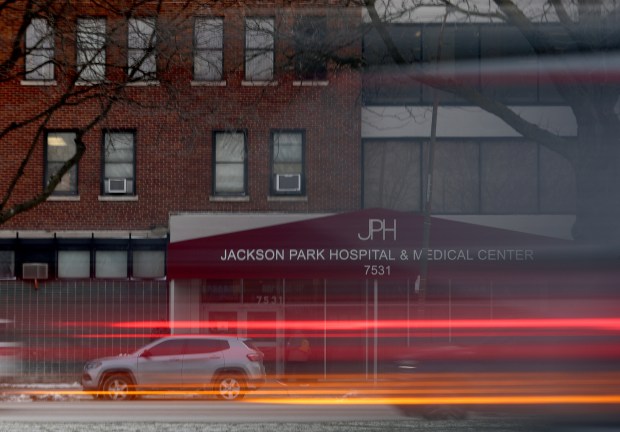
[
  {"xmin": 275, "ymin": 174, "xmax": 301, "ymax": 192},
  {"xmin": 22, "ymin": 263, "xmax": 49, "ymax": 280},
  {"xmin": 106, "ymin": 178, "xmax": 127, "ymax": 194}
]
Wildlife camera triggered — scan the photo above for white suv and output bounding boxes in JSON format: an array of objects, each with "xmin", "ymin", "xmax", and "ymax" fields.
[{"xmin": 81, "ymin": 335, "xmax": 265, "ymax": 401}]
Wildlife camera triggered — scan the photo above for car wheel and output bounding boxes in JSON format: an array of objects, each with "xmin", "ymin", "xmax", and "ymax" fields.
[
  {"xmin": 215, "ymin": 374, "xmax": 246, "ymax": 401},
  {"xmin": 102, "ymin": 374, "xmax": 134, "ymax": 401}
]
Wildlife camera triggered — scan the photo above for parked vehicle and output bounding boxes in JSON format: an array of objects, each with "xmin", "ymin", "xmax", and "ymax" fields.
[{"xmin": 81, "ymin": 335, "xmax": 265, "ymax": 401}]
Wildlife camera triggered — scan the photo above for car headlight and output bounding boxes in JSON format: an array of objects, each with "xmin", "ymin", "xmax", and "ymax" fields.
[{"xmin": 84, "ymin": 360, "xmax": 102, "ymax": 370}]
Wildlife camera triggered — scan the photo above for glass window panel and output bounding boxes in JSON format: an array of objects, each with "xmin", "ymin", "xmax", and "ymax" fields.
[
  {"xmin": 77, "ymin": 50, "xmax": 105, "ymax": 81},
  {"xmin": 47, "ymin": 133, "xmax": 77, "ymax": 194},
  {"xmin": 133, "ymin": 250, "xmax": 165, "ymax": 279},
  {"xmin": 245, "ymin": 18, "xmax": 274, "ymax": 49},
  {"xmin": 0, "ymin": 251, "xmax": 15, "ymax": 279},
  {"xmin": 195, "ymin": 18, "xmax": 223, "ymax": 49},
  {"xmin": 215, "ymin": 133, "xmax": 244, "ymax": 161},
  {"xmin": 77, "ymin": 18, "xmax": 106, "ymax": 82},
  {"xmin": 215, "ymin": 164, "xmax": 245, "ymax": 193},
  {"xmin": 273, "ymin": 133, "xmax": 302, "ymax": 163},
  {"xmin": 245, "ymin": 18, "xmax": 274, "ymax": 80},
  {"xmin": 95, "ymin": 250, "xmax": 127, "ymax": 278},
  {"xmin": 427, "ymin": 141, "xmax": 480, "ymax": 213},
  {"xmin": 539, "ymin": 146, "xmax": 576, "ymax": 213},
  {"xmin": 194, "ymin": 51, "xmax": 222, "ymax": 81},
  {"xmin": 128, "ymin": 18, "xmax": 156, "ymax": 79},
  {"xmin": 25, "ymin": 52, "xmax": 54, "ymax": 80},
  {"xmin": 363, "ymin": 140, "xmax": 422, "ymax": 211},
  {"xmin": 128, "ymin": 50, "xmax": 156, "ymax": 77},
  {"xmin": 26, "ymin": 18, "xmax": 53, "ymax": 48},
  {"xmin": 128, "ymin": 18, "xmax": 155, "ymax": 49},
  {"xmin": 245, "ymin": 51, "xmax": 273, "ymax": 81},
  {"xmin": 104, "ymin": 163, "xmax": 133, "ymax": 179},
  {"xmin": 58, "ymin": 251, "xmax": 90, "ymax": 278},
  {"xmin": 481, "ymin": 141, "xmax": 538, "ymax": 213}
]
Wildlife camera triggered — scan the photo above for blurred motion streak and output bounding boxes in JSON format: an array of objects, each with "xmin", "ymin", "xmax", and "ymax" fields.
[{"xmin": 10, "ymin": 371, "xmax": 620, "ymax": 407}]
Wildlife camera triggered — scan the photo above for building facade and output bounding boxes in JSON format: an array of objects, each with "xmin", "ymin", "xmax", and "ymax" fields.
[
  {"xmin": 0, "ymin": 1, "xmax": 362, "ymax": 380},
  {"xmin": 2, "ymin": 1, "xmax": 616, "ymax": 383}
]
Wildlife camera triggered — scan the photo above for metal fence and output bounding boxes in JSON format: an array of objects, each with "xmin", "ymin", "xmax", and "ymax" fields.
[{"xmin": 0, "ymin": 279, "xmax": 168, "ymax": 383}]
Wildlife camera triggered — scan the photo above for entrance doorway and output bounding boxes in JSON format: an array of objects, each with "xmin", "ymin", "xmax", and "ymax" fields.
[{"xmin": 200, "ymin": 306, "xmax": 284, "ymax": 377}]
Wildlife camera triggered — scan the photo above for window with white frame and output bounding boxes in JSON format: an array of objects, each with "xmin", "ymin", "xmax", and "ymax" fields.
[
  {"xmin": 103, "ymin": 131, "xmax": 135, "ymax": 195},
  {"xmin": 25, "ymin": 18, "xmax": 54, "ymax": 81},
  {"xmin": 271, "ymin": 131, "xmax": 304, "ymax": 195},
  {"xmin": 194, "ymin": 17, "xmax": 224, "ymax": 81},
  {"xmin": 294, "ymin": 16, "xmax": 327, "ymax": 81},
  {"xmin": 77, "ymin": 18, "xmax": 106, "ymax": 82},
  {"xmin": 213, "ymin": 131, "xmax": 247, "ymax": 195},
  {"xmin": 245, "ymin": 17, "xmax": 274, "ymax": 81},
  {"xmin": 128, "ymin": 17, "xmax": 156, "ymax": 80},
  {"xmin": 45, "ymin": 132, "xmax": 78, "ymax": 195}
]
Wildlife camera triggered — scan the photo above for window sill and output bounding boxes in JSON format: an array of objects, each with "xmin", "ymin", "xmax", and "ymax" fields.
[
  {"xmin": 241, "ymin": 80, "xmax": 278, "ymax": 87},
  {"xmin": 210, "ymin": 195, "xmax": 250, "ymax": 202},
  {"xmin": 267, "ymin": 195, "xmax": 308, "ymax": 202},
  {"xmin": 21, "ymin": 80, "xmax": 57, "ymax": 86},
  {"xmin": 47, "ymin": 195, "xmax": 80, "ymax": 202},
  {"xmin": 98, "ymin": 195, "xmax": 139, "ymax": 202},
  {"xmin": 126, "ymin": 80, "xmax": 160, "ymax": 87},
  {"xmin": 293, "ymin": 80, "xmax": 329, "ymax": 87},
  {"xmin": 76, "ymin": 80, "xmax": 106, "ymax": 86},
  {"xmin": 191, "ymin": 80, "xmax": 227, "ymax": 87}
]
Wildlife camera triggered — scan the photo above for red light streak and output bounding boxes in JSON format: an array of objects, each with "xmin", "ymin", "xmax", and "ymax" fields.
[{"xmin": 58, "ymin": 317, "xmax": 620, "ymax": 332}]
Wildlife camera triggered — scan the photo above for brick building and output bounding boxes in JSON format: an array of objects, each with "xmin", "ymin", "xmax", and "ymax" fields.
[{"xmin": 0, "ymin": 1, "xmax": 362, "ymax": 380}]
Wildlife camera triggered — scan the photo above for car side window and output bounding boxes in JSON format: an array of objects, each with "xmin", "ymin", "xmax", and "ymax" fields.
[
  {"xmin": 185, "ymin": 339, "xmax": 229, "ymax": 355},
  {"xmin": 146, "ymin": 339, "xmax": 186, "ymax": 356}
]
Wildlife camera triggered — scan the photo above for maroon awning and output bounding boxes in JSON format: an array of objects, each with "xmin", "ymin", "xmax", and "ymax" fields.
[{"xmin": 167, "ymin": 209, "xmax": 569, "ymax": 280}]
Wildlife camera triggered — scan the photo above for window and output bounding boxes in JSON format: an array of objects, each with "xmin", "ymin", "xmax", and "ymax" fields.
[
  {"xmin": 102, "ymin": 131, "xmax": 135, "ymax": 195},
  {"xmin": 480, "ymin": 141, "xmax": 538, "ymax": 213},
  {"xmin": 148, "ymin": 339, "xmax": 186, "ymax": 356},
  {"xmin": 45, "ymin": 132, "xmax": 78, "ymax": 195},
  {"xmin": 294, "ymin": 16, "xmax": 327, "ymax": 81},
  {"xmin": 25, "ymin": 18, "xmax": 54, "ymax": 81},
  {"xmin": 271, "ymin": 131, "xmax": 304, "ymax": 195},
  {"xmin": 128, "ymin": 18, "xmax": 156, "ymax": 80},
  {"xmin": 0, "ymin": 251, "xmax": 15, "ymax": 279},
  {"xmin": 77, "ymin": 18, "xmax": 106, "ymax": 82},
  {"xmin": 363, "ymin": 139, "xmax": 574, "ymax": 214},
  {"xmin": 245, "ymin": 17, "xmax": 274, "ymax": 81},
  {"xmin": 185, "ymin": 339, "xmax": 229, "ymax": 355},
  {"xmin": 194, "ymin": 17, "xmax": 223, "ymax": 81},
  {"xmin": 213, "ymin": 131, "xmax": 247, "ymax": 195},
  {"xmin": 363, "ymin": 140, "xmax": 422, "ymax": 211},
  {"xmin": 58, "ymin": 251, "xmax": 90, "ymax": 278},
  {"xmin": 132, "ymin": 250, "xmax": 165, "ymax": 279},
  {"xmin": 95, "ymin": 250, "xmax": 127, "ymax": 278}
]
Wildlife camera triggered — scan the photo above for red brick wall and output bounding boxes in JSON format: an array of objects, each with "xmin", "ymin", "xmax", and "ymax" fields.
[{"xmin": 0, "ymin": 2, "xmax": 362, "ymax": 231}]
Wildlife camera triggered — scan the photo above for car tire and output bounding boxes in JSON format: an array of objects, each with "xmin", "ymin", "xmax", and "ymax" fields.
[
  {"xmin": 214, "ymin": 373, "xmax": 246, "ymax": 401},
  {"xmin": 101, "ymin": 374, "xmax": 134, "ymax": 401}
]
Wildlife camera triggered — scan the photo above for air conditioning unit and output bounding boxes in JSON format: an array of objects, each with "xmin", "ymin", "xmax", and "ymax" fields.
[
  {"xmin": 106, "ymin": 178, "xmax": 127, "ymax": 194},
  {"xmin": 22, "ymin": 263, "xmax": 48, "ymax": 280},
  {"xmin": 275, "ymin": 174, "xmax": 301, "ymax": 192}
]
